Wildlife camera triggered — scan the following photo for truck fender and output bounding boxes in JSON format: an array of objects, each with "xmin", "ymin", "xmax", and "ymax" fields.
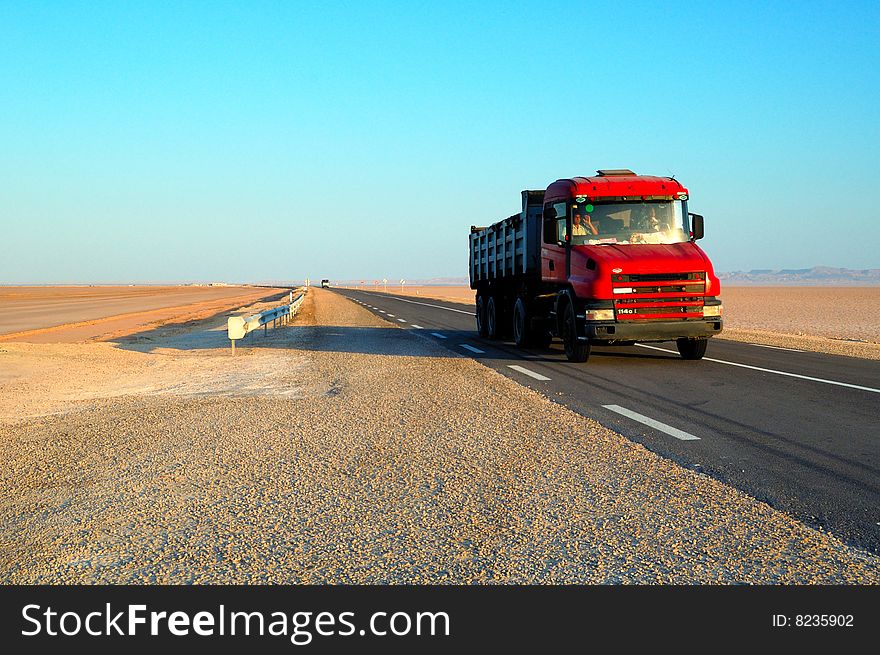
[{"xmin": 553, "ymin": 289, "xmax": 578, "ymax": 335}]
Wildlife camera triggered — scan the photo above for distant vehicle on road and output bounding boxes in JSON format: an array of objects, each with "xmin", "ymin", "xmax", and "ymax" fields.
[
  {"xmin": 469, "ymin": 170, "xmax": 723, "ymax": 362},
  {"xmin": 320, "ymin": 279, "xmax": 330, "ymax": 288}
]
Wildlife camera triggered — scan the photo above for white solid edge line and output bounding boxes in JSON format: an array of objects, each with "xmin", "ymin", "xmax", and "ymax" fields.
[
  {"xmin": 397, "ymin": 318, "xmax": 407, "ymax": 322},
  {"xmin": 602, "ymin": 404, "xmax": 701, "ymax": 441},
  {"xmin": 748, "ymin": 343, "xmax": 805, "ymax": 352},
  {"xmin": 460, "ymin": 344, "xmax": 485, "ymax": 354},
  {"xmin": 410, "ymin": 325, "xmax": 423, "ymax": 329},
  {"xmin": 430, "ymin": 332, "xmax": 447, "ymax": 339},
  {"xmin": 635, "ymin": 344, "xmax": 880, "ymax": 394},
  {"xmin": 387, "ymin": 296, "xmax": 474, "ymax": 315},
  {"xmin": 507, "ymin": 365, "xmax": 551, "ymax": 381}
]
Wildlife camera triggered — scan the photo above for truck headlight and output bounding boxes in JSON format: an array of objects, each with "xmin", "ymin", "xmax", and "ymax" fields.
[
  {"xmin": 703, "ymin": 304, "xmax": 723, "ymax": 317},
  {"xmin": 585, "ymin": 309, "xmax": 615, "ymax": 321}
]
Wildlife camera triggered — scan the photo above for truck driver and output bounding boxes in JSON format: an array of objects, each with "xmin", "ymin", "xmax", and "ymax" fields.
[{"xmin": 572, "ymin": 213, "xmax": 598, "ymax": 237}]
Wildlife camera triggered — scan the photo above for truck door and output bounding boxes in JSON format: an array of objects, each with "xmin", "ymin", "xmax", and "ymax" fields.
[{"xmin": 541, "ymin": 201, "xmax": 568, "ymax": 283}]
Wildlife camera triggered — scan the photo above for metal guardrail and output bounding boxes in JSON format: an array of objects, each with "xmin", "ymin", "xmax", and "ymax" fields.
[{"xmin": 226, "ymin": 289, "xmax": 306, "ymax": 354}]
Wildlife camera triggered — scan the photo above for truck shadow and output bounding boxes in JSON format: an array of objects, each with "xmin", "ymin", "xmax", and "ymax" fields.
[
  {"xmin": 111, "ymin": 313, "xmax": 461, "ymax": 358},
  {"xmin": 589, "ymin": 349, "xmax": 679, "ymax": 360},
  {"xmin": 111, "ymin": 305, "xmax": 682, "ymax": 363}
]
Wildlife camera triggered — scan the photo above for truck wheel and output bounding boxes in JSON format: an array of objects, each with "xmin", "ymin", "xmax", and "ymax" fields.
[
  {"xmin": 487, "ymin": 296, "xmax": 501, "ymax": 339},
  {"xmin": 677, "ymin": 337, "xmax": 708, "ymax": 360},
  {"xmin": 513, "ymin": 298, "xmax": 529, "ymax": 347},
  {"xmin": 513, "ymin": 299, "xmax": 552, "ymax": 349},
  {"xmin": 562, "ymin": 304, "xmax": 590, "ymax": 362},
  {"xmin": 476, "ymin": 294, "xmax": 488, "ymax": 338}
]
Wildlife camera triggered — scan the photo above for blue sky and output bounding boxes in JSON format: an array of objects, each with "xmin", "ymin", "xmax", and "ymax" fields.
[{"xmin": 2, "ymin": 0, "xmax": 878, "ymax": 283}]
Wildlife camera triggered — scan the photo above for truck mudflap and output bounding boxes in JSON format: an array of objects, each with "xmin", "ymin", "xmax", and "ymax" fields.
[{"xmin": 579, "ymin": 319, "xmax": 723, "ymax": 343}]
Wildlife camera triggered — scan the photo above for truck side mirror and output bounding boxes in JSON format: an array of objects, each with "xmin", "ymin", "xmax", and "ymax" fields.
[{"xmin": 689, "ymin": 213, "xmax": 704, "ymax": 240}]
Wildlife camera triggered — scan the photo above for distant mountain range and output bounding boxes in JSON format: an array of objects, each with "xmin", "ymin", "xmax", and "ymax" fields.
[
  {"xmin": 717, "ymin": 266, "xmax": 880, "ymax": 285},
  {"xmin": 396, "ymin": 269, "xmax": 880, "ymax": 286},
  {"xmin": 320, "ymin": 268, "xmax": 880, "ymax": 288}
]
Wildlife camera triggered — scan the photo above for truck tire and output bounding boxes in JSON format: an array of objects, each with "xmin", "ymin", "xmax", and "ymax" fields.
[
  {"xmin": 513, "ymin": 298, "xmax": 552, "ymax": 349},
  {"xmin": 475, "ymin": 294, "xmax": 488, "ymax": 338},
  {"xmin": 677, "ymin": 337, "xmax": 708, "ymax": 360},
  {"xmin": 487, "ymin": 296, "xmax": 501, "ymax": 339},
  {"xmin": 512, "ymin": 298, "xmax": 529, "ymax": 347},
  {"xmin": 562, "ymin": 304, "xmax": 590, "ymax": 362}
]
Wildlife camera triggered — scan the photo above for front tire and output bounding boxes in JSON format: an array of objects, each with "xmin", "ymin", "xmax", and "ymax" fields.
[
  {"xmin": 562, "ymin": 304, "xmax": 590, "ymax": 362},
  {"xmin": 677, "ymin": 337, "xmax": 708, "ymax": 360},
  {"xmin": 475, "ymin": 294, "xmax": 488, "ymax": 338}
]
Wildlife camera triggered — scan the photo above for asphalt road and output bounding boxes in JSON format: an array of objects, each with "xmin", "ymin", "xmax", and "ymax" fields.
[{"xmin": 334, "ymin": 288, "xmax": 880, "ymax": 555}]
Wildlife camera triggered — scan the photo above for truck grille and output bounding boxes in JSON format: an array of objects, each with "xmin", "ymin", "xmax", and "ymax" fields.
[
  {"xmin": 617, "ymin": 272, "xmax": 705, "ymax": 283},
  {"xmin": 611, "ymin": 272, "xmax": 705, "ymax": 321}
]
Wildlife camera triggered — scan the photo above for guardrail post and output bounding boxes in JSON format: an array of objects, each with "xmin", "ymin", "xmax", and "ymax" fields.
[{"xmin": 227, "ymin": 288, "xmax": 306, "ymax": 354}]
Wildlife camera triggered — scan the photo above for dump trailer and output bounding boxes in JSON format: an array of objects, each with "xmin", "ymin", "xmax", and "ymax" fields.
[{"xmin": 468, "ymin": 170, "xmax": 723, "ymax": 362}]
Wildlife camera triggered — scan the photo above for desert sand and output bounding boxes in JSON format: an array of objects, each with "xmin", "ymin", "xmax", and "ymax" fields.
[
  {"xmin": 0, "ymin": 285, "xmax": 288, "ymax": 343},
  {"xmin": 341, "ymin": 285, "xmax": 880, "ymax": 359}
]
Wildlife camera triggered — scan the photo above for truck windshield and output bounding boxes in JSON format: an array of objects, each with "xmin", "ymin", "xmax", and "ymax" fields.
[{"xmin": 570, "ymin": 200, "xmax": 688, "ymax": 246}]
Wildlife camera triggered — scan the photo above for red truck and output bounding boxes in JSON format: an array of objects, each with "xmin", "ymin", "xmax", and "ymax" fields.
[{"xmin": 468, "ymin": 170, "xmax": 722, "ymax": 362}]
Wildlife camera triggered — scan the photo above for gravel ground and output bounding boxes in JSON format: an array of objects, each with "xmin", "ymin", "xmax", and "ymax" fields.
[{"xmin": 1, "ymin": 289, "xmax": 877, "ymax": 584}]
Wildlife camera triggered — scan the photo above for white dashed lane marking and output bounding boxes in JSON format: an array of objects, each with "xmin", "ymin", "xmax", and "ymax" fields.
[
  {"xmin": 387, "ymin": 314, "xmax": 395, "ymax": 317},
  {"xmin": 602, "ymin": 404, "xmax": 701, "ymax": 441},
  {"xmin": 635, "ymin": 344, "xmax": 880, "ymax": 394},
  {"xmin": 507, "ymin": 365, "xmax": 550, "ymax": 381},
  {"xmin": 460, "ymin": 344, "xmax": 485, "ymax": 354},
  {"xmin": 411, "ymin": 325, "xmax": 423, "ymax": 329},
  {"xmin": 397, "ymin": 318, "xmax": 407, "ymax": 323},
  {"xmin": 430, "ymin": 333, "xmax": 447, "ymax": 339}
]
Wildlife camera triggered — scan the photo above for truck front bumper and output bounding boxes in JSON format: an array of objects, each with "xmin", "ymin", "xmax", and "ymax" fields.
[{"xmin": 581, "ymin": 319, "xmax": 723, "ymax": 343}]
